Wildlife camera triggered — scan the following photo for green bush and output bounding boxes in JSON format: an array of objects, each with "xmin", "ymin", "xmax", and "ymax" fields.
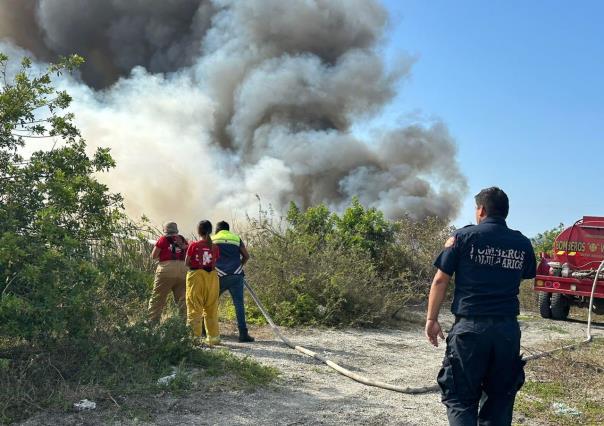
[
  {"xmin": 0, "ymin": 53, "xmax": 128, "ymax": 343},
  {"xmin": 243, "ymin": 200, "xmax": 452, "ymax": 327}
]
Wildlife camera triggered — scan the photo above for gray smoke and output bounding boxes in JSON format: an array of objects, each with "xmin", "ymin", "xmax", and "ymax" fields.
[
  {"xmin": 0, "ymin": 0, "xmax": 213, "ymax": 87},
  {"xmin": 0, "ymin": 0, "xmax": 467, "ymax": 229}
]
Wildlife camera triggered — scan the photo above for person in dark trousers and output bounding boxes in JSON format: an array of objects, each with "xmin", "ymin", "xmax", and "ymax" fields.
[
  {"xmin": 425, "ymin": 187, "xmax": 536, "ymax": 426},
  {"xmin": 212, "ymin": 221, "xmax": 255, "ymax": 342}
]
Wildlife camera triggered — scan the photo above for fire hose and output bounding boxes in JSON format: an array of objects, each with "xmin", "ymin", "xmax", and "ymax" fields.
[
  {"xmin": 522, "ymin": 258, "xmax": 603, "ymax": 361},
  {"xmin": 243, "ymin": 281, "xmax": 439, "ymax": 394},
  {"xmin": 242, "ymin": 259, "xmax": 603, "ymax": 394}
]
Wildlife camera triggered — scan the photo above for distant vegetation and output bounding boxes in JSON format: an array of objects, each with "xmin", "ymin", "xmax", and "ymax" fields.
[{"xmin": 531, "ymin": 223, "xmax": 565, "ymax": 256}]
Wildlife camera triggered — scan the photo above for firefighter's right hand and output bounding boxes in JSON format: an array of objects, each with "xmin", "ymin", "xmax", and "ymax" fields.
[{"xmin": 425, "ymin": 319, "xmax": 445, "ymax": 347}]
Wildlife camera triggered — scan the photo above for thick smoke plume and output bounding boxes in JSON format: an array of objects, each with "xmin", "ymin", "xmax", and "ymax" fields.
[
  {"xmin": 0, "ymin": 0, "xmax": 467, "ymax": 231},
  {"xmin": 0, "ymin": 0, "xmax": 213, "ymax": 87}
]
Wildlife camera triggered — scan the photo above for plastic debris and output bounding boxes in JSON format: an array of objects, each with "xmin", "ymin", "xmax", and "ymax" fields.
[
  {"xmin": 551, "ymin": 402, "xmax": 581, "ymax": 416},
  {"xmin": 74, "ymin": 399, "xmax": 96, "ymax": 411},
  {"xmin": 157, "ymin": 367, "xmax": 178, "ymax": 386},
  {"xmin": 157, "ymin": 373, "xmax": 176, "ymax": 386}
]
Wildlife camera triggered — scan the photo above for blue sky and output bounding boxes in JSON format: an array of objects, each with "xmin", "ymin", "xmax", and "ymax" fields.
[{"xmin": 379, "ymin": 0, "xmax": 604, "ymax": 237}]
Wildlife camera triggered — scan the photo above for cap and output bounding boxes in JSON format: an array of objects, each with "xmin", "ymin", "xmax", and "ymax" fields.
[{"xmin": 163, "ymin": 222, "xmax": 179, "ymax": 236}]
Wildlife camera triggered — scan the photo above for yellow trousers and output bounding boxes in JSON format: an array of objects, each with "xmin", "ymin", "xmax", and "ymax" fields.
[
  {"xmin": 186, "ymin": 269, "xmax": 220, "ymax": 344},
  {"xmin": 148, "ymin": 261, "xmax": 187, "ymax": 322}
]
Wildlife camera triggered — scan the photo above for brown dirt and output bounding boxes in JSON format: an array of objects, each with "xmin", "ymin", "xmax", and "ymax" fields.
[{"xmin": 20, "ymin": 310, "xmax": 604, "ymax": 425}]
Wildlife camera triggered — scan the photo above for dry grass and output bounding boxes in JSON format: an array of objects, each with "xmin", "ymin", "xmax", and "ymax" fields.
[
  {"xmin": 516, "ymin": 280, "xmax": 604, "ymax": 424},
  {"xmin": 514, "ymin": 338, "xmax": 604, "ymax": 425}
]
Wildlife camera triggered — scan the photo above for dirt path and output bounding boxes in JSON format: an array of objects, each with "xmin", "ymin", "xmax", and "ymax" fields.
[
  {"xmin": 151, "ymin": 312, "xmax": 602, "ymax": 426},
  {"xmin": 23, "ymin": 312, "xmax": 603, "ymax": 425}
]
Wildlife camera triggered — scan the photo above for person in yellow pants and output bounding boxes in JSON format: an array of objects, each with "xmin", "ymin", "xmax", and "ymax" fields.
[{"xmin": 185, "ymin": 220, "xmax": 221, "ymax": 345}]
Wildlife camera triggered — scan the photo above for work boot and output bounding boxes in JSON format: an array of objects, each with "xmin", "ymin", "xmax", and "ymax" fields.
[{"xmin": 238, "ymin": 328, "xmax": 255, "ymax": 343}]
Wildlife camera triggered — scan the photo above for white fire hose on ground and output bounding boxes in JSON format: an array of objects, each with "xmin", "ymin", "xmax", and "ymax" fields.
[
  {"xmin": 242, "ymin": 260, "xmax": 603, "ymax": 394},
  {"xmin": 244, "ymin": 281, "xmax": 439, "ymax": 394}
]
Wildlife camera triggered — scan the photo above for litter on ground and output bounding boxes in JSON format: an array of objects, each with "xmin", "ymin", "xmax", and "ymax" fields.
[{"xmin": 73, "ymin": 399, "xmax": 96, "ymax": 411}]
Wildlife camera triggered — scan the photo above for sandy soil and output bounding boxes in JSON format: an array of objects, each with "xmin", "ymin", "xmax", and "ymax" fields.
[{"xmin": 24, "ymin": 311, "xmax": 603, "ymax": 426}]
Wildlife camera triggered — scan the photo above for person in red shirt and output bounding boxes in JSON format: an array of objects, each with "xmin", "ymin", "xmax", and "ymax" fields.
[
  {"xmin": 148, "ymin": 222, "xmax": 188, "ymax": 322},
  {"xmin": 185, "ymin": 220, "xmax": 221, "ymax": 344},
  {"xmin": 537, "ymin": 252, "xmax": 551, "ymax": 275}
]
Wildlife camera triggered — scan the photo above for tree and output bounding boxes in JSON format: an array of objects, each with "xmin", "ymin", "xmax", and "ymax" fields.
[
  {"xmin": 0, "ymin": 53, "xmax": 124, "ymax": 341},
  {"xmin": 531, "ymin": 223, "xmax": 565, "ymax": 256},
  {"xmin": 334, "ymin": 197, "xmax": 395, "ymax": 260},
  {"xmin": 285, "ymin": 197, "xmax": 395, "ymax": 260},
  {"xmin": 286, "ymin": 201, "xmax": 336, "ymax": 243}
]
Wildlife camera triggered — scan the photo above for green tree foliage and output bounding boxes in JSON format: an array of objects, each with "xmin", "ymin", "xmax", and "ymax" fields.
[
  {"xmin": 285, "ymin": 197, "xmax": 395, "ymax": 259},
  {"xmin": 334, "ymin": 197, "xmax": 395, "ymax": 260},
  {"xmin": 531, "ymin": 223, "xmax": 565, "ymax": 256},
  {"xmin": 0, "ymin": 53, "xmax": 131, "ymax": 341}
]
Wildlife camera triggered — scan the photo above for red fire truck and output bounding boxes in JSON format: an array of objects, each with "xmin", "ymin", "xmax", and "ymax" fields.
[{"xmin": 535, "ymin": 216, "xmax": 604, "ymax": 320}]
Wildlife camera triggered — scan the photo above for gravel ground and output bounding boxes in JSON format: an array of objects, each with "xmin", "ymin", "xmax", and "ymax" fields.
[{"xmin": 22, "ymin": 311, "xmax": 604, "ymax": 425}]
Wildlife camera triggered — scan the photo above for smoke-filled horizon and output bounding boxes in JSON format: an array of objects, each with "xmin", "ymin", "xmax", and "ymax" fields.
[{"xmin": 0, "ymin": 0, "xmax": 467, "ymax": 231}]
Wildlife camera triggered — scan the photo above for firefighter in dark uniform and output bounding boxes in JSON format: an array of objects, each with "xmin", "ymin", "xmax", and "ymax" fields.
[{"xmin": 425, "ymin": 187, "xmax": 536, "ymax": 426}]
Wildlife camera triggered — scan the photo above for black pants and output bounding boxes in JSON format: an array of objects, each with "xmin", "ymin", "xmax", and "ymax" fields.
[{"xmin": 437, "ymin": 316, "xmax": 525, "ymax": 426}]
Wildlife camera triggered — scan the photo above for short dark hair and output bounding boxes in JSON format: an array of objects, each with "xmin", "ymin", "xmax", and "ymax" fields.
[
  {"xmin": 216, "ymin": 221, "xmax": 230, "ymax": 232},
  {"xmin": 474, "ymin": 187, "xmax": 509, "ymax": 218}
]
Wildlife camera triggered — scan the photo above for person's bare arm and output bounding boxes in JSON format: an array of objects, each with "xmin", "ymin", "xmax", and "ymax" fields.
[
  {"xmin": 151, "ymin": 246, "xmax": 160, "ymax": 260},
  {"xmin": 425, "ymin": 269, "xmax": 451, "ymax": 347},
  {"xmin": 240, "ymin": 244, "xmax": 250, "ymax": 266}
]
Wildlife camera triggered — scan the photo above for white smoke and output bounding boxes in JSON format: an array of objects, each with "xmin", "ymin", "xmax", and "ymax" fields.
[{"xmin": 0, "ymin": 0, "xmax": 467, "ymax": 232}]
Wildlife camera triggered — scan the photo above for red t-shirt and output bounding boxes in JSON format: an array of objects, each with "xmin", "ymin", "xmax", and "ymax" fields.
[
  {"xmin": 537, "ymin": 255, "xmax": 550, "ymax": 275},
  {"xmin": 186, "ymin": 240, "xmax": 220, "ymax": 271},
  {"xmin": 155, "ymin": 235, "xmax": 188, "ymax": 262}
]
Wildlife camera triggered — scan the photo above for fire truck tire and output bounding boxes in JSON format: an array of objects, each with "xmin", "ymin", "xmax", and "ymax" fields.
[
  {"xmin": 550, "ymin": 293, "xmax": 570, "ymax": 320},
  {"xmin": 538, "ymin": 292, "xmax": 552, "ymax": 318},
  {"xmin": 592, "ymin": 301, "xmax": 604, "ymax": 315}
]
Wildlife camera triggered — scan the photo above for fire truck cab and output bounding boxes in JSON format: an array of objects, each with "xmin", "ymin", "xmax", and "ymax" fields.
[{"xmin": 534, "ymin": 216, "xmax": 604, "ymax": 320}]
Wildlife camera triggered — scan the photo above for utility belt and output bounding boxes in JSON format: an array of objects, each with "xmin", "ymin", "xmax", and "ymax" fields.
[{"xmin": 454, "ymin": 315, "xmax": 517, "ymax": 324}]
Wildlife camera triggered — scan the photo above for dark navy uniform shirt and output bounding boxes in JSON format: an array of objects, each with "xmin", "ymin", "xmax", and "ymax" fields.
[{"xmin": 434, "ymin": 216, "xmax": 536, "ymax": 316}]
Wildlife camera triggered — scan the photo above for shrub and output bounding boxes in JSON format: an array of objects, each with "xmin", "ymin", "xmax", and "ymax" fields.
[
  {"xmin": 243, "ymin": 200, "xmax": 452, "ymax": 327},
  {"xmin": 0, "ymin": 53, "xmax": 126, "ymax": 343}
]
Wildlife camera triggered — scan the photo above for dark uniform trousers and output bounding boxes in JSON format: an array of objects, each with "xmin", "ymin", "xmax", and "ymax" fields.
[{"xmin": 437, "ymin": 316, "xmax": 525, "ymax": 426}]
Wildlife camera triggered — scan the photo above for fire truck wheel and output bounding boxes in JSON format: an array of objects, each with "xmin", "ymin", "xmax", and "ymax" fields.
[
  {"xmin": 592, "ymin": 301, "xmax": 604, "ymax": 316},
  {"xmin": 538, "ymin": 292, "xmax": 552, "ymax": 319},
  {"xmin": 550, "ymin": 293, "xmax": 570, "ymax": 320}
]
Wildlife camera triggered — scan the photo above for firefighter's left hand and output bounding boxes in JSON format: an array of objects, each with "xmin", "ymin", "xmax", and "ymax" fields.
[{"xmin": 425, "ymin": 319, "xmax": 445, "ymax": 347}]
